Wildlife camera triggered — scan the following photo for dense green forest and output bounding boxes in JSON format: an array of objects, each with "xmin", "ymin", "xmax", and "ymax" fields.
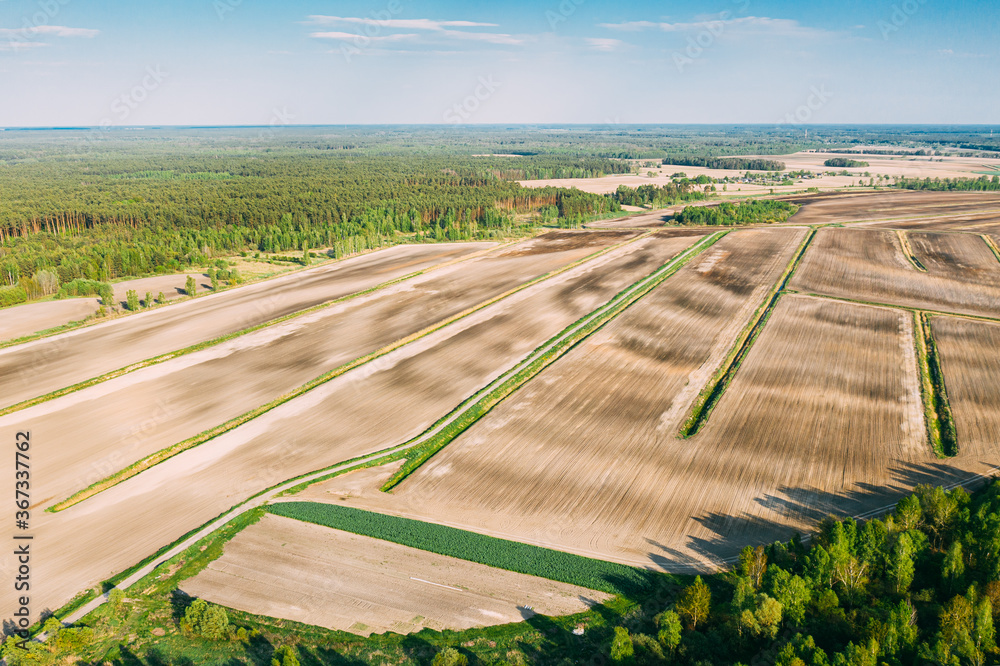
[
  {"xmin": 674, "ymin": 200, "xmax": 798, "ymax": 226},
  {"xmin": 612, "ymin": 183, "xmax": 710, "ymax": 208},
  {"xmin": 5, "ymin": 481, "xmax": 998, "ymax": 665},
  {"xmin": 662, "ymin": 156, "xmax": 787, "ymax": 171}
]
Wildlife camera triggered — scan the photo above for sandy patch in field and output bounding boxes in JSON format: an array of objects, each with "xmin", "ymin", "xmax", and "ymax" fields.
[
  {"xmin": 517, "ymin": 152, "xmax": 1000, "ymax": 196},
  {"xmin": 183, "ymin": 513, "xmax": 608, "ymax": 636}
]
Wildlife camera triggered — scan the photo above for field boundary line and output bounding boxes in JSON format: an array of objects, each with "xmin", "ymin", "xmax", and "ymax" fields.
[
  {"xmin": 913, "ymin": 312, "xmax": 948, "ymax": 457},
  {"xmin": 841, "ymin": 206, "xmax": 1000, "ymax": 227},
  {"xmin": 895, "ymin": 230, "xmax": 927, "ymax": 272},
  {"xmin": 791, "ymin": 292, "xmax": 1000, "ymax": 325},
  {"xmin": 678, "ymin": 227, "xmax": 816, "ymax": 438},
  {"xmin": 982, "ymin": 234, "xmax": 1000, "ymax": 264},
  {"xmin": 46, "ymin": 231, "xmax": 657, "ymax": 512},
  {"xmin": 0, "ymin": 241, "xmax": 523, "ymax": 419},
  {"xmin": 379, "ymin": 231, "xmax": 728, "ymax": 490}
]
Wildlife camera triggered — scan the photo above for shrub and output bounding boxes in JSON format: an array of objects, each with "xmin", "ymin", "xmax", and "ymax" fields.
[
  {"xmin": 57, "ymin": 279, "xmax": 113, "ymax": 304},
  {"xmin": 0, "ymin": 284, "xmax": 27, "ymax": 307},
  {"xmin": 126, "ymin": 290, "xmax": 140, "ymax": 311},
  {"xmin": 431, "ymin": 647, "xmax": 468, "ymax": 666},
  {"xmin": 185, "ymin": 275, "xmax": 197, "ymax": 296}
]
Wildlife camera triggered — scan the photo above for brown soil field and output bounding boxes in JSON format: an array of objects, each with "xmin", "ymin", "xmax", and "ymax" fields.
[
  {"xmin": 109, "ymin": 273, "xmax": 210, "ymax": 306},
  {"xmin": 2, "ymin": 230, "xmax": 648, "ymax": 508},
  {"xmin": 293, "ymin": 228, "xmax": 808, "ymax": 565},
  {"xmin": 861, "ymin": 210, "xmax": 1000, "ymax": 236},
  {"xmin": 789, "ymin": 228, "xmax": 1000, "ymax": 317},
  {"xmin": 930, "ymin": 316, "xmax": 1000, "ymax": 458},
  {"xmin": 183, "ymin": 513, "xmax": 608, "ymax": 636},
  {"xmin": 307, "ymin": 296, "xmax": 974, "ymax": 570},
  {"xmin": 0, "ymin": 242, "xmax": 494, "ymax": 410},
  {"xmin": 0, "ymin": 298, "xmax": 100, "ymax": 342},
  {"xmin": 785, "ymin": 191, "xmax": 1000, "ymax": 225},
  {"xmin": 3, "ymin": 231, "xmax": 702, "ymax": 615}
]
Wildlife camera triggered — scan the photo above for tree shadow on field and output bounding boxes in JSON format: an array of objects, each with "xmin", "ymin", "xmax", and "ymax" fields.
[
  {"xmin": 645, "ymin": 460, "xmax": 994, "ymax": 572},
  {"xmin": 169, "ymin": 590, "xmax": 194, "ymax": 623},
  {"xmin": 295, "ymin": 644, "xmax": 369, "ymax": 666}
]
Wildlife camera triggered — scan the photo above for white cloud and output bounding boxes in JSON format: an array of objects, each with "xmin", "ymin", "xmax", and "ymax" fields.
[
  {"xmin": 0, "ymin": 25, "xmax": 99, "ymax": 38},
  {"xmin": 0, "ymin": 41, "xmax": 47, "ymax": 51},
  {"xmin": 305, "ymin": 16, "xmax": 524, "ymax": 48},
  {"xmin": 311, "ymin": 31, "xmax": 420, "ymax": 43},
  {"xmin": 585, "ymin": 38, "xmax": 626, "ymax": 52},
  {"xmin": 600, "ymin": 16, "xmax": 830, "ymax": 39},
  {"xmin": 306, "ymin": 16, "xmax": 497, "ymax": 30}
]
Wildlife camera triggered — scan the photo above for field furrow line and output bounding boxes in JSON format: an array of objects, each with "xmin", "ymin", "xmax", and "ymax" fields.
[{"xmin": 46, "ymin": 232, "xmax": 655, "ymax": 512}]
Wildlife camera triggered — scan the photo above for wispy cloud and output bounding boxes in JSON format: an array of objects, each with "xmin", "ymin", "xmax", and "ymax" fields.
[
  {"xmin": 585, "ymin": 37, "xmax": 626, "ymax": 52},
  {"xmin": 0, "ymin": 41, "xmax": 48, "ymax": 51},
  {"xmin": 937, "ymin": 48, "xmax": 988, "ymax": 58},
  {"xmin": 0, "ymin": 25, "xmax": 99, "ymax": 38},
  {"xmin": 600, "ymin": 16, "xmax": 830, "ymax": 39},
  {"xmin": 305, "ymin": 16, "xmax": 525, "ymax": 48}
]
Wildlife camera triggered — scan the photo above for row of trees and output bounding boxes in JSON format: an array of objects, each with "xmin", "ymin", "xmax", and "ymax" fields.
[
  {"xmin": 825, "ymin": 158, "xmax": 870, "ymax": 168},
  {"xmin": 613, "ymin": 183, "xmax": 710, "ymax": 208},
  {"xmin": 662, "ymin": 156, "xmax": 787, "ymax": 172},
  {"xmin": 674, "ymin": 200, "xmax": 798, "ymax": 226},
  {"xmin": 895, "ymin": 176, "xmax": 1000, "ymax": 191}
]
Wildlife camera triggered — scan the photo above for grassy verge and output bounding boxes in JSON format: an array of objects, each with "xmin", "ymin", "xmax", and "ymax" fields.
[
  {"xmin": 916, "ymin": 312, "xmax": 959, "ymax": 457},
  {"xmin": 982, "ymin": 234, "xmax": 1000, "ymax": 265},
  {"xmin": 679, "ymin": 228, "xmax": 816, "ymax": 437},
  {"xmin": 797, "ymin": 292, "xmax": 1000, "ymax": 325},
  {"xmin": 381, "ymin": 231, "xmax": 727, "ymax": 490},
  {"xmin": 48, "ymin": 233, "xmax": 650, "ymax": 512},
  {"xmin": 895, "ymin": 230, "xmax": 927, "ymax": 271},
  {"xmin": 268, "ymin": 502, "xmax": 667, "ymax": 597}
]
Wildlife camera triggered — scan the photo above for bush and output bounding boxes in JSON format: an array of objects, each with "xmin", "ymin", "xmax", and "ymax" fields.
[
  {"xmin": 185, "ymin": 275, "xmax": 197, "ymax": 296},
  {"xmin": 126, "ymin": 289, "xmax": 140, "ymax": 311},
  {"xmin": 57, "ymin": 279, "xmax": 113, "ymax": 304},
  {"xmin": 432, "ymin": 647, "xmax": 468, "ymax": 666},
  {"xmin": 0, "ymin": 284, "xmax": 28, "ymax": 307}
]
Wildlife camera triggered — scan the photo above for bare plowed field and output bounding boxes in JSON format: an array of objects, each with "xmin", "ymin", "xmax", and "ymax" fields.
[
  {"xmin": 5, "ymin": 232, "xmax": 701, "ymax": 614},
  {"xmin": 3, "ymin": 230, "xmax": 648, "ymax": 507},
  {"xmin": 785, "ymin": 191, "xmax": 1000, "ymax": 225},
  {"xmin": 789, "ymin": 228, "xmax": 1000, "ymax": 317},
  {"xmin": 931, "ymin": 316, "xmax": 1000, "ymax": 458},
  {"xmin": 0, "ymin": 298, "xmax": 100, "ymax": 342},
  {"xmin": 0, "ymin": 242, "xmax": 493, "ymax": 410},
  {"xmin": 861, "ymin": 210, "xmax": 1000, "ymax": 236},
  {"xmin": 183, "ymin": 514, "xmax": 608, "ymax": 636},
  {"xmin": 310, "ymin": 295, "xmax": 953, "ymax": 569}
]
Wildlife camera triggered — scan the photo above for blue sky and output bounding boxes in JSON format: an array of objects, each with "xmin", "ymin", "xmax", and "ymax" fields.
[{"xmin": 1, "ymin": 0, "xmax": 997, "ymax": 126}]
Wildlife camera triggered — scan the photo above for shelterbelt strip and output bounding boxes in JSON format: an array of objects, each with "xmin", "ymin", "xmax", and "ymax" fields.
[
  {"xmin": 48, "ymin": 232, "xmax": 655, "ymax": 512},
  {"xmin": 380, "ymin": 230, "xmax": 728, "ymax": 490},
  {"xmin": 0, "ymin": 243, "xmax": 510, "ymax": 419},
  {"xmin": 679, "ymin": 228, "xmax": 816, "ymax": 437}
]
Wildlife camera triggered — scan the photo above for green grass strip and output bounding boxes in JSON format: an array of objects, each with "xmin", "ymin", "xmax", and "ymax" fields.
[
  {"xmin": 381, "ymin": 231, "xmax": 727, "ymax": 490},
  {"xmin": 679, "ymin": 228, "xmax": 816, "ymax": 437},
  {"xmin": 919, "ymin": 312, "xmax": 959, "ymax": 457},
  {"xmin": 982, "ymin": 234, "xmax": 1000, "ymax": 265},
  {"xmin": 896, "ymin": 230, "xmax": 927, "ymax": 272},
  {"xmin": 268, "ymin": 502, "xmax": 666, "ymax": 598},
  {"xmin": 48, "ymin": 233, "xmax": 652, "ymax": 512},
  {"xmin": 795, "ymin": 292, "xmax": 1000, "ymax": 325},
  {"xmin": 913, "ymin": 312, "xmax": 947, "ymax": 458}
]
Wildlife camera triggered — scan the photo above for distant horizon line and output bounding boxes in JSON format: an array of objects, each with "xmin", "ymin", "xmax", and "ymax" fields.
[{"xmin": 1, "ymin": 123, "xmax": 999, "ymax": 131}]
